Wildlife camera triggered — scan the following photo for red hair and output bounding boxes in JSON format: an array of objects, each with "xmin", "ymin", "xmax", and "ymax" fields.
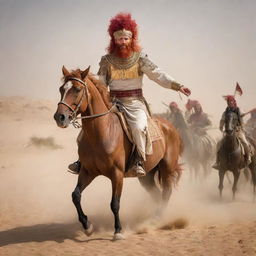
[
  {"xmin": 107, "ymin": 12, "xmax": 141, "ymax": 54},
  {"xmin": 223, "ymin": 95, "xmax": 237, "ymax": 107}
]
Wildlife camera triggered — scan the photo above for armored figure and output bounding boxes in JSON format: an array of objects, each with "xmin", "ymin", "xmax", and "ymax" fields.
[
  {"xmin": 186, "ymin": 100, "xmax": 211, "ymax": 136},
  {"xmin": 69, "ymin": 13, "xmax": 191, "ymax": 175},
  {"xmin": 213, "ymin": 95, "xmax": 251, "ymax": 169}
]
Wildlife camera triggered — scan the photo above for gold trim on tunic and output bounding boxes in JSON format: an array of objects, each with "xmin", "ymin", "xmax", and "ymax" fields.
[{"xmin": 110, "ymin": 62, "xmax": 140, "ymax": 80}]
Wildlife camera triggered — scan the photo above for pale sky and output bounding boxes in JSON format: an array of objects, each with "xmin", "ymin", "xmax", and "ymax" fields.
[{"xmin": 0, "ymin": 0, "xmax": 255, "ymax": 122}]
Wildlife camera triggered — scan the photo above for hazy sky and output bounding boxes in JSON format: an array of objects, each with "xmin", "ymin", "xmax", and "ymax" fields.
[{"xmin": 0, "ymin": 0, "xmax": 255, "ymax": 120}]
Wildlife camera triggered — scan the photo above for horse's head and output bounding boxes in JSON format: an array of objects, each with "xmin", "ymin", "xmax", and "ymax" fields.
[
  {"xmin": 54, "ymin": 66, "xmax": 90, "ymax": 128},
  {"xmin": 225, "ymin": 111, "xmax": 238, "ymax": 136}
]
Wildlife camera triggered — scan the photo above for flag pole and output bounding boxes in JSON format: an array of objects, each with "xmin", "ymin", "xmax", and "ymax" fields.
[{"xmin": 233, "ymin": 82, "xmax": 237, "ymax": 97}]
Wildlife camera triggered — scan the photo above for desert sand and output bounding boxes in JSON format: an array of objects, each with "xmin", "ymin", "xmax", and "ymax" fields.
[{"xmin": 0, "ymin": 96, "xmax": 256, "ymax": 256}]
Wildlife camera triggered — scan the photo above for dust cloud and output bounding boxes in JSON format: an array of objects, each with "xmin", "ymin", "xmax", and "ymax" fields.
[{"xmin": 0, "ymin": 96, "xmax": 255, "ymax": 235}]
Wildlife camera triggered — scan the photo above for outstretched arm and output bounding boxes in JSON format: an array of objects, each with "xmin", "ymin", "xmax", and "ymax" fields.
[{"xmin": 140, "ymin": 54, "xmax": 191, "ymax": 96}]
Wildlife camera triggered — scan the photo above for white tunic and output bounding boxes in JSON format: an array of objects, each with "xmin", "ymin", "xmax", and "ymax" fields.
[{"xmin": 97, "ymin": 52, "xmax": 181, "ymax": 160}]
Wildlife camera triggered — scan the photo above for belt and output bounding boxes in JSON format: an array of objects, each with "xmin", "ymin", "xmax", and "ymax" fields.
[{"xmin": 110, "ymin": 89, "xmax": 143, "ymax": 98}]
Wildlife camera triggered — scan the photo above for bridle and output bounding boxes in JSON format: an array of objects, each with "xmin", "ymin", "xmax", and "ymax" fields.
[
  {"xmin": 58, "ymin": 77, "xmax": 116, "ymax": 128},
  {"xmin": 225, "ymin": 112, "xmax": 237, "ymax": 136},
  {"xmin": 58, "ymin": 77, "xmax": 88, "ymax": 121}
]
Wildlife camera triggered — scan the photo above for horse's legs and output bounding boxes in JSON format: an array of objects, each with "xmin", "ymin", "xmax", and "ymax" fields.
[
  {"xmin": 218, "ymin": 170, "xmax": 225, "ymax": 199},
  {"xmin": 72, "ymin": 168, "xmax": 97, "ymax": 236},
  {"xmin": 243, "ymin": 167, "xmax": 250, "ymax": 184},
  {"xmin": 110, "ymin": 169, "xmax": 124, "ymax": 240},
  {"xmin": 202, "ymin": 160, "xmax": 211, "ymax": 179},
  {"xmin": 232, "ymin": 169, "xmax": 240, "ymax": 200},
  {"xmin": 138, "ymin": 168, "xmax": 161, "ymax": 203},
  {"xmin": 157, "ymin": 161, "xmax": 175, "ymax": 214},
  {"xmin": 249, "ymin": 159, "xmax": 256, "ymax": 202}
]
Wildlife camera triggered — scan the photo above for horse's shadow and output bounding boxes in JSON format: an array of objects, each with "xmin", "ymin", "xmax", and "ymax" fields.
[{"xmin": 0, "ymin": 222, "xmax": 111, "ymax": 247}]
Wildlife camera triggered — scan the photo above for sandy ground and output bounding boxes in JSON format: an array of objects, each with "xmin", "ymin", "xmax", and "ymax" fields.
[{"xmin": 0, "ymin": 96, "xmax": 256, "ymax": 256}]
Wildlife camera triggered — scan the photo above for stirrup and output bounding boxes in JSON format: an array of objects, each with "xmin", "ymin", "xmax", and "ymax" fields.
[
  {"xmin": 212, "ymin": 162, "xmax": 220, "ymax": 170},
  {"xmin": 125, "ymin": 163, "xmax": 146, "ymax": 178},
  {"xmin": 68, "ymin": 160, "xmax": 81, "ymax": 174},
  {"xmin": 133, "ymin": 165, "xmax": 146, "ymax": 177}
]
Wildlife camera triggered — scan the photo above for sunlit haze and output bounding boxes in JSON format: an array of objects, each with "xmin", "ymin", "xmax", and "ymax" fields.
[{"xmin": 0, "ymin": 0, "xmax": 255, "ymax": 123}]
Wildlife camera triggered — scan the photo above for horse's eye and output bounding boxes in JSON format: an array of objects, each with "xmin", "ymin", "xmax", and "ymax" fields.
[{"xmin": 74, "ymin": 87, "xmax": 82, "ymax": 93}]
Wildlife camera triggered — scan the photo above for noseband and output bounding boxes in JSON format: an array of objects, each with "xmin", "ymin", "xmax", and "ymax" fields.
[{"xmin": 58, "ymin": 77, "xmax": 89, "ymax": 122}]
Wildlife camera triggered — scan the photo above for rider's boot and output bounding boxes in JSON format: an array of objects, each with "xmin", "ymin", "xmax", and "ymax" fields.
[
  {"xmin": 244, "ymin": 145, "xmax": 252, "ymax": 166},
  {"xmin": 126, "ymin": 153, "xmax": 146, "ymax": 177},
  {"xmin": 68, "ymin": 160, "xmax": 81, "ymax": 174}
]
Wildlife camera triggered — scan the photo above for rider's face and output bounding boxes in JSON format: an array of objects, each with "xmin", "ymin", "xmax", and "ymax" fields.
[
  {"xmin": 115, "ymin": 36, "xmax": 132, "ymax": 48},
  {"xmin": 194, "ymin": 104, "xmax": 201, "ymax": 112},
  {"xmin": 228, "ymin": 100, "xmax": 236, "ymax": 108}
]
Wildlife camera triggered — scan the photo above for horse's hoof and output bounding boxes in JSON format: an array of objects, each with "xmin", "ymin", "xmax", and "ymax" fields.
[
  {"xmin": 84, "ymin": 223, "xmax": 94, "ymax": 236},
  {"xmin": 113, "ymin": 233, "xmax": 125, "ymax": 241}
]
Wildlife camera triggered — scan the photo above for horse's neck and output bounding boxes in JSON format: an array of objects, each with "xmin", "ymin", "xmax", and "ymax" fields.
[
  {"xmin": 224, "ymin": 134, "xmax": 238, "ymax": 149},
  {"xmin": 81, "ymin": 81, "xmax": 115, "ymax": 138}
]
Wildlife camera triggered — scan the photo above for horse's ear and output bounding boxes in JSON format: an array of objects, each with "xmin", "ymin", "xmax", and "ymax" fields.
[
  {"xmin": 62, "ymin": 65, "xmax": 70, "ymax": 77},
  {"xmin": 81, "ymin": 66, "xmax": 90, "ymax": 80}
]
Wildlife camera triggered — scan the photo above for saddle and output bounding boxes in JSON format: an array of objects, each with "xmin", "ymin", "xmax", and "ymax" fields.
[{"xmin": 113, "ymin": 109, "xmax": 163, "ymax": 145}]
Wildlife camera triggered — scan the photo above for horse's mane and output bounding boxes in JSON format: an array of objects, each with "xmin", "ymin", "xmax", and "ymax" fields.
[
  {"xmin": 87, "ymin": 74, "xmax": 112, "ymax": 109},
  {"xmin": 62, "ymin": 69, "xmax": 112, "ymax": 110}
]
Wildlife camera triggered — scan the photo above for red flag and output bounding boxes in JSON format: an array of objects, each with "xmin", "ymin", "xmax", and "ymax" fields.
[{"xmin": 235, "ymin": 82, "xmax": 243, "ymax": 96}]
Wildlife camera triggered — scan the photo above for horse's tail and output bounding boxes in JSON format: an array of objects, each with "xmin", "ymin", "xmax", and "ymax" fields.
[
  {"xmin": 179, "ymin": 133, "xmax": 184, "ymax": 156},
  {"xmin": 171, "ymin": 130, "xmax": 184, "ymax": 187},
  {"xmin": 172, "ymin": 162, "xmax": 183, "ymax": 188}
]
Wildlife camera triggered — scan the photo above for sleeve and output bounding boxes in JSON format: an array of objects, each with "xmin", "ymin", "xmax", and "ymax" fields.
[
  {"xmin": 139, "ymin": 54, "xmax": 182, "ymax": 91},
  {"xmin": 97, "ymin": 56, "xmax": 109, "ymax": 86}
]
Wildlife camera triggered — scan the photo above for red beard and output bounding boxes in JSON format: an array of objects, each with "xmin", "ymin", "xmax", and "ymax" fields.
[{"xmin": 115, "ymin": 44, "xmax": 133, "ymax": 58}]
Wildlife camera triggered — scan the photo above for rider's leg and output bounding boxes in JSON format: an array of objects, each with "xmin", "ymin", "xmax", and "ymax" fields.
[
  {"xmin": 237, "ymin": 130, "xmax": 251, "ymax": 165},
  {"xmin": 127, "ymin": 109, "xmax": 148, "ymax": 177}
]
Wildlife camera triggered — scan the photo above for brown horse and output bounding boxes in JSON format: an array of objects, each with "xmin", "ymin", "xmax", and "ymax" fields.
[{"xmin": 54, "ymin": 66, "xmax": 183, "ymax": 240}]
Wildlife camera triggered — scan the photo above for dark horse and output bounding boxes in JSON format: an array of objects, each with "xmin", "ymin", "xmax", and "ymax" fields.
[
  {"xmin": 168, "ymin": 110, "xmax": 215, "ymax": 179},
  {"xmin": 217, "ymin": 111, "xmax": 256, "ymax": 200},
  {"xmin": 54, "ymin": 66, "xmax": 183, "ymax": 240}
]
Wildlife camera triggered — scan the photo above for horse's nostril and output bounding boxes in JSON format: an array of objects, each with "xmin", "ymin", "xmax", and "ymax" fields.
[
  {"xmin": 59, "ymin": 114, "xmax": 65, "ymax": 122},
  {"xmin": 54, "ymin": 112, "xmax": 66, "ymax": 123}
]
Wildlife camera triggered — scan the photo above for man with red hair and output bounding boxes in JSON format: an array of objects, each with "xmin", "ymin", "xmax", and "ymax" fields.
[
  {"xmin": 69, "ymin": 12, "xmax": 191, "ymax": 176},
  {"xmin": 98, "ymin": 12, "xmax": 191, "ymax": 176},
  {"xmin": 212, "ymin": 95, "xmax": 251, "ymax": 169}
]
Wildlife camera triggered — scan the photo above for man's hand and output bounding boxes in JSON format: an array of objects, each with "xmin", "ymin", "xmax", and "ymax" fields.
[{"xmin": 179, "ymin": 86, "xmax": 191, "ymax": 96}]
